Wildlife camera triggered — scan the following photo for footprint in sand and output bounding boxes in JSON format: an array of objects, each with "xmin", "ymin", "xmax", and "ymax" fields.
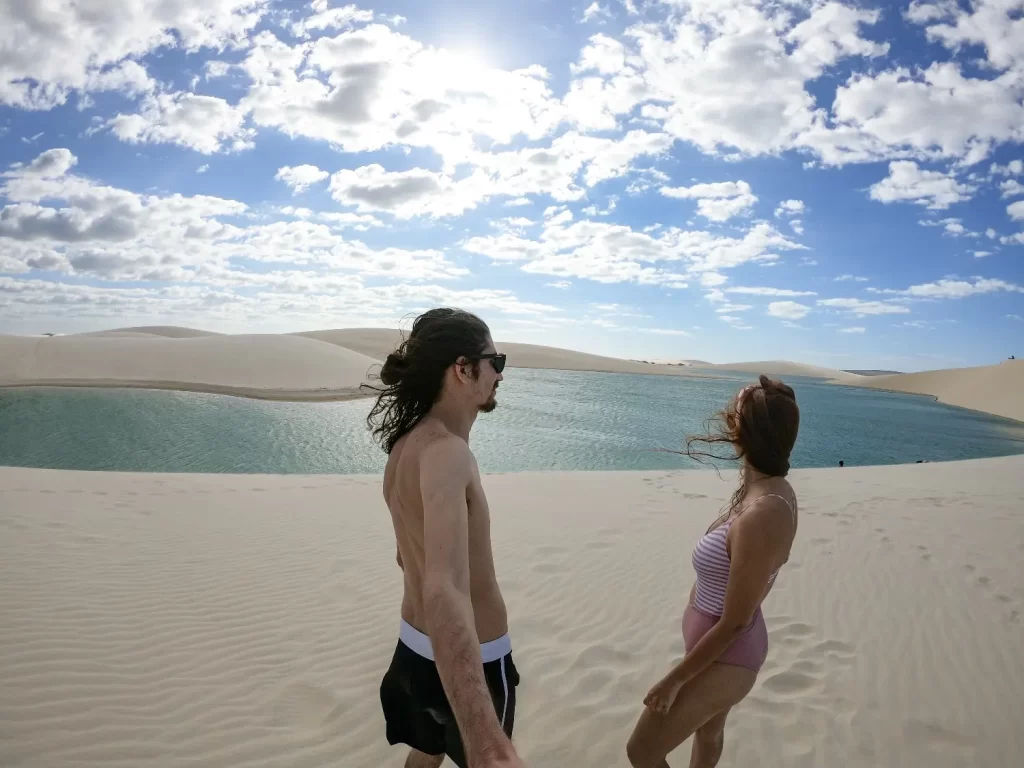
[
  {"xmin": 681, "ymin": 493, "xmax": 707, "ymax": 500},
  {"xmin": 762, "ymin": 669, "xmax": 821, "ymax": 696},
  {"xmin": 963, "ymin": 564, "xmax": 976, "ymax": 573},
  {"xmin": 903, "ymin": 719, "xmax": 975, "ymax": 754},
  {"xmin": 976, "ymin": 576, "xmax": 992, "ymax": 589},
  {"xmin": 585, "ymin": 540, "xmax": 614, "ymax": 550},
  {"xmin": 811, "ymin": 639, "xmax": 857, "ymax": 662}
]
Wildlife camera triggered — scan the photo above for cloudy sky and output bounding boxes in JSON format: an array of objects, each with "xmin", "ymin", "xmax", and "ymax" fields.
[{"xmin": 1, "ymin": 0, "xmax": 1023, "ymax": 371}]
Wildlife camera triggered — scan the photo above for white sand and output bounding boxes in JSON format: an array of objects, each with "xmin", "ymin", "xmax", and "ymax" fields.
[
  {"xmin": 836, "ymin": 360, "xmax": 1024, "ymax": 423},
  {"xmin": 295, "ymin": 329, "xmax": 711, "ymax": 378},
  {"xmin": 2, "ymin": 458, "xmax": 1022, "ymax": 767},
  {"xmin": 0, "ymin": 333, "xmax": 379, "ymax": 401},
  {"xmin": 693, "ymin": 361, "xmax": 863, "ymax": 380}
]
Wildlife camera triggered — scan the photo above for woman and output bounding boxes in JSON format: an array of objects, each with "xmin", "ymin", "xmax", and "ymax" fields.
[{"xmin": 627, "ymin": 375, "xmax": 801, "ymax": 768}]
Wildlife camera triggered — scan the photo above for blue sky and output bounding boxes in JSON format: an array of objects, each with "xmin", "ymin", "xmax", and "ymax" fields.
[{"xmin": 1, "ymin": 0, "xmax": 1023, "ymax": 371}]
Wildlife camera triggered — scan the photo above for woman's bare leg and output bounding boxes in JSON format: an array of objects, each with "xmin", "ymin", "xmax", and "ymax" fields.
[
  {"xmin": 688, "ymin": 710, "xmax": 728, "ymax": 768},
  {"xmin": 626, "ymin": 664, "xmax": 754, "ymax": 768},
  {"xmin": 405, "ymin": 750, "xmax": 444, "ymax": 768}
]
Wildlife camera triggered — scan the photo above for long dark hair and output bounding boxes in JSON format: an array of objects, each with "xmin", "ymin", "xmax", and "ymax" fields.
[
  {"xmin": 363, "ymin": 308, "xmax": 492, "ymax": 453},
  {"xmin": 686, "ymin": 375, "xmax": 800, "ymax": 517}
]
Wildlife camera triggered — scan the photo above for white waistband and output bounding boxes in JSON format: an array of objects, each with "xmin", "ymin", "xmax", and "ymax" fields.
[{"xmin": 400, "ymin": 620, "xmax": 511, "ymax": 664}]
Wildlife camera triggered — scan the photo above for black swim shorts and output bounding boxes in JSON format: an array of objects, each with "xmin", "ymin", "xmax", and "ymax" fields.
[{"xmin": 380, "ymin": 629, "xmax": 519, "ymax": 768}]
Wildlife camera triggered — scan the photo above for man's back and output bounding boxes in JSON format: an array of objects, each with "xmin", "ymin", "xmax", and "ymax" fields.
[{"xmin": 384, "ymin": 417, "xmax": 508, "ymax": 644}]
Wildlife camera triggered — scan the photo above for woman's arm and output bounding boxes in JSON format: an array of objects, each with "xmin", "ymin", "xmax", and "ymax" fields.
[{"xmin": 644, "ymin": 500, "xmax": 793, "ymax": 713}]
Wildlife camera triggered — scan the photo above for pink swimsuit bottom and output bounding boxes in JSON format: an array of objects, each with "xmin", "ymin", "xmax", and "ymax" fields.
[{"xmin": 682, "ymin": 603, "xmax": 768, "ymax": 673}]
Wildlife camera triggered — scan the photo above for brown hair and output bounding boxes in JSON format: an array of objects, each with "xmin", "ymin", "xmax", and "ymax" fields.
[
  {"xmin": 361, "ymin": 308, "xmax": 492, "ymax": 454},
  {"xmin": 686, "ymin": 374, "xmax": 800, "ymax": 515}
]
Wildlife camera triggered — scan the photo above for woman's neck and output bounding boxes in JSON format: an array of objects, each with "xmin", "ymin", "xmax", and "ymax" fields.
[{"xmin": 742, "ymin": 464, "xmax": 771, "ymax": 486}]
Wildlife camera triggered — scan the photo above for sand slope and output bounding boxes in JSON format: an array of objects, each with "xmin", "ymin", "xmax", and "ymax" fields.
[
  {"xmin": 840, "ymin": 360, "xmax": 1024, "ymax": 422},
  {"xmin": 2, "ymin": 459, "xmax": 1022, "ymax": 767},
  {"xmin": 80, "ymin": 326, "xmax": 224, "ymax": 338},
  {"xmin": 693, "ymin": 360, "xmax": 863, "ymax": 380},
  {"xmin": 0, "ymin": 334, "xmax": 379, "ymax": 400},
  {"xmin": 294, "ymin": 328, "xmax": 711, "ymax": 378}
]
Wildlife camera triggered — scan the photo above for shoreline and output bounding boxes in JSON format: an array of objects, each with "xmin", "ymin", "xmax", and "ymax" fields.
[
  {"xmin": 827, "ymin": 379, "xmax": 1024, "ymax": 426},
  {"xmin": 0, "ymin": 379, "xmax": 373, "ymax": 403}
]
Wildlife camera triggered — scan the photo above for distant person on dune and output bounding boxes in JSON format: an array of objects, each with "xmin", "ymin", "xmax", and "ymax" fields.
[
  {"xmin": 365, "ymin": 308, "xmax": 523, "ymax": 768},
  {"xmin": 627, "ymin": 375, "xmax": 801, "ymax": 768}
]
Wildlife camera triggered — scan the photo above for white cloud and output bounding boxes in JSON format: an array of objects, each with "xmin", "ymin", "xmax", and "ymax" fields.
[
  {"xmin": 108, "ymin": 92, "xmax": 254, "ymax": 154},
  {"xmin": 505, "ymin": 198, "xmax": 532, "ymax": 207},
  {"xmin": 918, "ymin": 217, "xmax": 980, "ymax": 237},
  {"xmin": 0, "ymin": 0, "xmax": 263, "ymax": 109},
  {"xmin": 789, "ymin": 219, "xmax": 805, "ymax": 235},
  {"xmin": 817, "ymin": 298, "xmax": 911, "ymax": 316},
  {"xmin": 1001, "ymin": 180, "xmax": 1024, "ymax": 198},
  {"xmin": 991, "ymin": 160, "xmax": 1024, "ymax": 177},
  {"xmin": 197, "ymin": 164, "xmax": 210, "ymax": 174},
  {"xmin": 291, "ymin": 2, "xmax": 374, "ymax": 38},
  {"xmin": 904, "ymin": 1, "xmax": 959, "ymax": 25},
  {"xmin": 7, "ymin": 148, "xmax": 78, "ymax": 178},
  {"xmin": 660, "ymin": 181, "xmax": 758, "ymax": 222},
  {"xmin": 725, "ymin": 286, "xmax": 817, "ymax": 297},
  {"xmin": 767, "ymin": 301, "xmax": 811, "ymax": 320},
  {"xmin": 1008, "ymin": 200, "xmax": 1024, "ymax": 222},
  {"xmin": 971, "ymin": 250, "xmax": 993, "ymax": 258},
  {"xmin": 1008, "ymin": 313, "xmax": 1023, "ymax": 321},
  {"xmin": 275, "ymin": 164, "xmax": 330, "ymax": 194},
  {"xmin": 876, "ymin": 277, "xmax": 1024, "ymax": 299},
  {"xmin": 239, "ymin": 25, "xmax": 565, "ymax": 169},
  {"xmin": 0, "ymin": 149, "xmax": 468, "ymax": 287},
  {"xmin": 839, "ymin": 326, "xmax": 866, "ymax": 334},
  {"xmin": 463, "ymin": 215, "xmax": 801, "ymax": 287},
  {"xmin": 582, "ymin": 3, "xmax": 611, "ymax": 23},
  {"xmin": 834, "ymin": 274, "xmax": 868, "ymax": 282},
  {"xmin": 546, "ymin": 280, "xmax": 572, "ymax": 289},
  {"xmin": 912, "ymin": 0, "xmax": 1024, "ymax": 72},
  {"xmin": 774, "ymin": 199, "xmax": 806, "ymax": 218},
  {"xmin": 869, "ymin": 161, "xmax": 974, "ymax": 209}
]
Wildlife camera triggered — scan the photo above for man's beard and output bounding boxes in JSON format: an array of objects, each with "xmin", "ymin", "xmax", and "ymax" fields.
[{"xmin": 480, "ymin": 390, "xmax": 497, "ymax": 413}]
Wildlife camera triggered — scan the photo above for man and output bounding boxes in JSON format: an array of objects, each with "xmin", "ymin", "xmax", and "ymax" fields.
[{"xmin": 366, "ymin": 308, "xmax": 524, "ymax": 768}]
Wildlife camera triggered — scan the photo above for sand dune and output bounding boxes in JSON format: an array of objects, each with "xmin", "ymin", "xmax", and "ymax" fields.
[
  {"xmin": 0, "ymin": 334, "xmax": 378, "ymax": 400},
  {"xmin": 692, "ymin": 360, "xmax": 863, "ymax": 380},
  {"xmin": 839, "ymin": 360, "xmax": 1024, "ymax": 423},
  {"xmin": 81, "ymin": 326, "xmax": 224, "ymax": 338},
  {"xmin": 1, "ymin": 457, "xmax": 1022, "ymax": 767},
  {"xmin": 294, "ymin": 328, "xmax": 711, "ymax": 378}
]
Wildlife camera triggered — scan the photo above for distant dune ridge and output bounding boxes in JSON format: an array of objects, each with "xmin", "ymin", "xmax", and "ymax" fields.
[
  {"xmin": 293, "ymin": 328, "xmax": 711, "ymax": 378},
  {"xmin": 688, "ymin": 360, "xmax": 864, "ymax": 380},
  {"xmin": 0, "ymin": 326, "xmax": 1020, "ymax": 421}
]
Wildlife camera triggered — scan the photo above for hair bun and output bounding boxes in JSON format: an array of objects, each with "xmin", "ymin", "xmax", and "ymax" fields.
[{"xmin": 380, "ymin": 352, "xmax": 408, "ymax": 385}]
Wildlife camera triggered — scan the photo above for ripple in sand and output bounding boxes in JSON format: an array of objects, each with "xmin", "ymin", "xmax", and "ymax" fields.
[{"xmin": 762, "ymin": 670, "xmax": 820, "ymax": 695}]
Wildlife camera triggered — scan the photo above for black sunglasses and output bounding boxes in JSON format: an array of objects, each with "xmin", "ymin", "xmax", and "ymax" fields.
[{"xmin": 468, "ymin": 353, "xmax": 506, "ymax": 373}]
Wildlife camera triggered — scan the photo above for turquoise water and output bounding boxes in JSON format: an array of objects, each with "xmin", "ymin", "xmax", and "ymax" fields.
[{"xmin": 1, "ymin": 368, "xmax": 1022, "ymax": 473}]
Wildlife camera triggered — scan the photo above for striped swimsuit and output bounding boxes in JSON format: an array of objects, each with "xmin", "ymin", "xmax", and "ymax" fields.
[{"xmin": 683, "ymin": 493, "xmax": 795, "ymax": 672}]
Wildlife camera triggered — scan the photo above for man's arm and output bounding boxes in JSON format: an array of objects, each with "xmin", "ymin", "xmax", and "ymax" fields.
[{"xmin": 420, "ymin": 437, "xmax": 517, "ymax": 766}]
